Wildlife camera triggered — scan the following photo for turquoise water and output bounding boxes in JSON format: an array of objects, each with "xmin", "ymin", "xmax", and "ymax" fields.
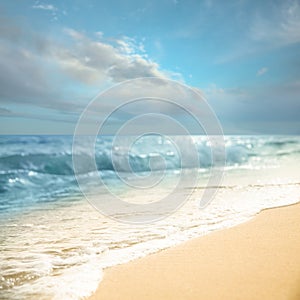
[{"xmin": 1, "ymin": 135, "xmax": 300, "ymax": 299}]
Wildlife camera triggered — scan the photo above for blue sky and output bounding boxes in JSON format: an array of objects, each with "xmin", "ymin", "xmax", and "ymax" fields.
[{"xmin": 0, "ymin": 0, "xmax": 299, "ymax": 134}]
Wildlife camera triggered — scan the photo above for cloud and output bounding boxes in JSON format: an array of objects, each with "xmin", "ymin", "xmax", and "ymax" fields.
[
  {"xmin": 0, "ymin": 107, "xmax": 11, "ymax": 115},
  {"xmin": 0, "ymin": 107, "xmax": 76, "ymax": 126},
  {"xmin": 32, "ymin": 4, "xmax": 57, "ymax": 11},
  {"xmin": 63, "ymin": 28, "xmax": 85, "ymax": 40},
  {"xmin": 250, "ymin": 0, "xmax": 300, "ymax": 47},
  {"xmin": 95, "ymin": 31, "xmax": 103, "ymax": 38},
  {"xmin": 52, "ymin": 28, "xmax": 170, "ymax": 85},
  {"xmin": 0, "ymin": 45, "xmax": 52, "ymax": 101},
  {"xmin": 31, "ymin": 2, "xmax": 63, "ymax": 22},
  {"xmin": 0, "ymin": 20, "xmax": 183, "ymax": 129},
  {"xmin": 256, "ymin": 67, "xmax": 268, "ymax": 76},
  {"xmin": 0, "ymin": 23, "xmax": 89, "ymax": 115},
  {"xmin": 216, "ymin": 0, "xmax": 300, "ymax": 63},
  {"xmin": 203, "ymin": 81, "xmax": 300, "ymax": 134},
  {"xmin": 115, "ymin": 36, "xmax": 146, "ymax": 55}
]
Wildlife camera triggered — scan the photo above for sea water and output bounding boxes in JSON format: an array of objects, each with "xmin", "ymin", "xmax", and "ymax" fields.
[{"xmin": 0, "ymin": 135, "xmax": 300, "ymax": 299}]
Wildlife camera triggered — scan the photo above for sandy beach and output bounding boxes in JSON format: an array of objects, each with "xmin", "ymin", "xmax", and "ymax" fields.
[{"xmin": 89, "ymin": 202, "xmax": 300, "ymax": 300}]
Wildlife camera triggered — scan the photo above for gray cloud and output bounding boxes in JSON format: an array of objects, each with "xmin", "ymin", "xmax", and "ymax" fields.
[
  {"xmin": 205, "ymin": 81, "xmax": 300, "ymax": 133},
  {"xmin": 0, "ymin": 45, "xmax": 51, "ymax": 101},
  {"xmin": 0, "ymin": 107, "xmax": 11, "ymax": 115},
  {"xmin": 0, "ymin": 21, "xmax": 172, "ymax": 120},
  {"xmin": 0, "ymin": 42, "xmax": 84, "ymax": 115}
]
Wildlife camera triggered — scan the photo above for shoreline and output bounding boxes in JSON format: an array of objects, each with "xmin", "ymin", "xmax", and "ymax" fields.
[{"xmin": 88, "ymin": 201, "xmax": 300, "ymax": 300}]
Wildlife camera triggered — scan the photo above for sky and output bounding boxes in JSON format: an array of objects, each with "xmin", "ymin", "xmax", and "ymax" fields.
[{"xmin": 0, "ymin": 0, "xmax": 299, "ymax": 134}]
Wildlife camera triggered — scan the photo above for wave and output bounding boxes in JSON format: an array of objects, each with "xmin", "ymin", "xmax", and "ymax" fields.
[
  {"xmin": 0, "ymin": 153, "xmax": 74, "ymax": 175},
  {"xmin": 0, "ymin": 135, "xmax": 299, "ymax": 213},
  {"xmin": 264, "ymin": 139, "xmax": 298, "ymax": 147},
  {"xmin": 0, "ymin": 135, "xmax": 299, "ymax": 176}
]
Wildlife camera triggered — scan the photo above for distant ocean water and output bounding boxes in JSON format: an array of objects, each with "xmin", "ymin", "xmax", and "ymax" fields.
[{"xmin": 1, "ymin": 135, "xmax": 300, "ymax": 299}]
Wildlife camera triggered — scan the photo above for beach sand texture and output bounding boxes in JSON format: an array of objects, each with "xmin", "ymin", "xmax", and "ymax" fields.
[{"xmin": 89, "ymin": 202, "xmax": 300, "ymax": 300}]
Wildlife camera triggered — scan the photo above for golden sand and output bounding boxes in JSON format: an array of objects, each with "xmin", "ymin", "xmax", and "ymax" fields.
[{"xmin": 89, "ymin": 202, "xmax": 300, "ymax": 300}]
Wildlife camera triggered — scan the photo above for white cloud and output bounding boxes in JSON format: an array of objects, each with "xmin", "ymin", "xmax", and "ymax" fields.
[
  {"xmin": 256, "ymin": 67, "xmax": 268, "ymax": 76},
  {"xmin": 32, "ymin": 2, "xmax": 62, "ymax": 22},
  {"xmin": 63, "ymin": 27, "xmax": 85, "ymax": 40},
  {"xmin": 204, "ymin": 83, "xmax": 225, "ymax": 95},
  {"xmin": 95, "ymin": 31, "xmax": 103, "ymax": 39},
  {"xmin": 53, "ymin": 28, "xmax": 168, "ymax": 84},
  {"xmin": 32, "ymin": 4, "xmax": 57, "ymax": 11},
  {"xmin": 115, "ymin": 38, "xmax": 137, "ymax": 55}
]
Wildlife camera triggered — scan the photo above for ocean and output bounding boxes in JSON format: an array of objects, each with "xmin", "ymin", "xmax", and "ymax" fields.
[{"xmin": 1, "ymin": 135, "xmax": 300, "ymax": 299}]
